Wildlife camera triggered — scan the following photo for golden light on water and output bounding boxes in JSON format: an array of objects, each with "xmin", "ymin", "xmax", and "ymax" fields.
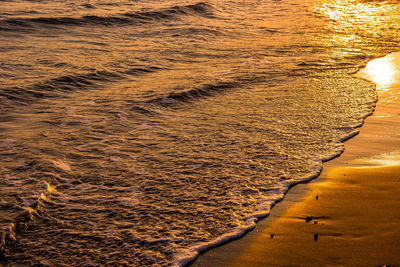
[
  {"xmin": 364, "ymin": 57, "xmax": 396, "ymax": 86},
  {"xmin": 351, "ymin": 152, "xmax": 400, "ymax": 168},
  {"xmin": 358, "ymin": 53, "xmax": 400, "ymax": 88}
]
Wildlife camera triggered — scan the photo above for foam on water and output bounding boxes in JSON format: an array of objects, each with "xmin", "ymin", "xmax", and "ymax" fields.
[
  {"xmin": 173, "ymin": 159, "xmax": 325, "ymax": 267},
  {"xmin": 172, "ymin": 122, "xmax": 373, "ymax": 266}
]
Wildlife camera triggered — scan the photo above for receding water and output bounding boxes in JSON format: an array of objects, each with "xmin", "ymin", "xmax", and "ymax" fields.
[{"xmin": 0, "ymin": 0, "xmax": 399, "ymax": 265}]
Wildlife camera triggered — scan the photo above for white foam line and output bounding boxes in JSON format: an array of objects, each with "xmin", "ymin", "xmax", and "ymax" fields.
[{"xmin": 173, "ymin": 160, "xmax": 324, "ymax": 267}]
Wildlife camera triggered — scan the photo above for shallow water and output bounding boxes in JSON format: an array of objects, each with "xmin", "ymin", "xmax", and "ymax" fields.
[{"xmin": 0, "ymin": 0, "xmax": 400, "ymax": 265}]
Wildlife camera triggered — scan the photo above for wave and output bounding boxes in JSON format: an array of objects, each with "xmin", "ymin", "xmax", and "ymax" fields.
[
  {"xmin": 145, "ymin": 71, "xmax": 284, "ymax": 106},
  {"xmin": 0, "ymin": 71, "xmax": 120, "ymax": 104},
  {"xmin": 0, "ymin": 66, "xmax": 161, "ymax": 105},
  {"xmin": 0, "ymin": 183, "xmax": 56, "ymax": 260},
  {"xmin": 146, "ymin": 81, "xmax": 239, "ymax": 106},
  {"xmin": 0, "ymin": 2, "xmax": 215, "ymax": 32},
  {"xmin": 174, "ymin": 160, "xmax": 324, "ymax": 266}
]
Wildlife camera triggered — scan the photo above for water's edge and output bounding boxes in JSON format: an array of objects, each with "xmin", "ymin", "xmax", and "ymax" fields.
[{"xmin": 178, "ymin": 66, "xmax": 379, "ymax": 267}]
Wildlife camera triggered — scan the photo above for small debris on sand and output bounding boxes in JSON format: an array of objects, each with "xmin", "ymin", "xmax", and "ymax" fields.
[{"xmin": 314, "ymin": 233, "xmax": 319, "ymax": 242}]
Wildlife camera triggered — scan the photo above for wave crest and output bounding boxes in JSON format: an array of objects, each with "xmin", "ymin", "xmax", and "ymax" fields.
[{"xmin": 0, "ymin": 2, "xmax": 215, "ymax": 32}]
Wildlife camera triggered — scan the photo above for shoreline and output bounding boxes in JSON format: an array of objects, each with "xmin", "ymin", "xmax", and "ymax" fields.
[{"xmin": 190, "ymin": 53, "xmax": 400, "ymax": 266}]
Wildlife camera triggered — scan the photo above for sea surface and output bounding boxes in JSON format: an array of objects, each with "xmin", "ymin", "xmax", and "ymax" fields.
[{"xmin": 0, "ymin": 0, "xmax": 399, "ymax": 265}]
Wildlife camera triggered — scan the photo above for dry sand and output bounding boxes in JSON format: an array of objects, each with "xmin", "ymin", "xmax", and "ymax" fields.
[{"xmin": 191, "ymin": 53, "xmax": 400, "ymax": 266}]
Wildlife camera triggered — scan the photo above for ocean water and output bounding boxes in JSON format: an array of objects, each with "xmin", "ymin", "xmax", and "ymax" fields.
[{"xmin": 0, "ymin": 0, "xmax": 399, "ymax": 265}]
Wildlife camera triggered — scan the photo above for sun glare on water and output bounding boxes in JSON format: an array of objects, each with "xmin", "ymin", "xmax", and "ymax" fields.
[
  {"xmin": 357, "ymin": 53, "xmax": 400, "ymax": 91},
  {"xmin": 363, "ymin": 57, "xmax": 397, "ymax": 86},
  {"xmin": 357, "ymin": 53, "xmax": 400, "ymax": 105}
]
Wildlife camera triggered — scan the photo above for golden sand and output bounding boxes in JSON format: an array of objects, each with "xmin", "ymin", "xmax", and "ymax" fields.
[{"xmin": 228, "ymin": 163, "xmax": 400, "ymax": 266}]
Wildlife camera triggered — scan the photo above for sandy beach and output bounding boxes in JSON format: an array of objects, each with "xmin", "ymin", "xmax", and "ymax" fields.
[{"xmin": 191, "ymin": 53, "xmax": 400, "ymax": 266}]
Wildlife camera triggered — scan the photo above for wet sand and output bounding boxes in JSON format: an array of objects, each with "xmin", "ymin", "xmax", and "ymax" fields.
[{"xmin": 191, "ymin": 53, "xmax": 400, "ymax": 266}]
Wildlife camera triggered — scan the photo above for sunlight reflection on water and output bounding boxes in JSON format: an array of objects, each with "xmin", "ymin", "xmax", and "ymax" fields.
[
  {"xmin": 351, "ymin": 152, "xmax": 400, "ymax": 168},
  {"xmin": 363, "ymin": 55, "xmax": 400, "ymax": 87},
  {"xmin": 357, "ymin": 53, "xmax": 400, "ymax": 107}
]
